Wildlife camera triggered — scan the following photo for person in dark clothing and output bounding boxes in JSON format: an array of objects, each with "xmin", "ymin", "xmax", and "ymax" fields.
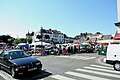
[
  {"xmin": 70, "ymin": 46, "xmax": 74, "ymax": 54},
  {"xmin": 74, "ymin": 46, "xmax": 77, "ymax": 54},
  {"xmin": 58, "ymin": 45, "xmax": 62, "ymax": 55},
  {"xmin": 67, "ymin": 46, "xmax": 71, "ymax": 55}
]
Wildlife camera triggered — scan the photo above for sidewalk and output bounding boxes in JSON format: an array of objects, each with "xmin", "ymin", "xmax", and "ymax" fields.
[{"xmin": 97, "ymin": 56, "xmax": 112, "ymax": 67}]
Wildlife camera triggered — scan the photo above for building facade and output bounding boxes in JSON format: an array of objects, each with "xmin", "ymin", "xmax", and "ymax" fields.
[
  {"xmin": 114, "ymin": 0, "xmax": 120, "ymax": 40},
  {"xmin": 32, "ymin": 28, "xmax": 65, "ymax": 44}
]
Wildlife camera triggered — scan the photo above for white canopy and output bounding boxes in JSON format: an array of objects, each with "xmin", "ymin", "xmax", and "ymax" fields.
[
  {"xmin": 97, "ymin": 40, "xmax": 120, "ymax": 44},
  {"xmin": 18, "ymin": 43, "xmax": 28, "ymax": 45},
  {"xmin": 30, "ymin": 42, "xmax": 51, "ymax": 46}
]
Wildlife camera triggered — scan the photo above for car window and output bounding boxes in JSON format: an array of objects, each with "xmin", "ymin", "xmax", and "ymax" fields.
[{"xmin": 8, "ymin": 51, "xmax": 30, "ymax": 60}]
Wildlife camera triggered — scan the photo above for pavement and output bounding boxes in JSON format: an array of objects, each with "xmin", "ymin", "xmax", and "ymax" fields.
[
  {"xmin": 97, "ymin": 55, "xmax": 112, "ymax": 67},
  {"xmin": 32, "ymin": 52, "xmax": 111, "ymax": 66}
]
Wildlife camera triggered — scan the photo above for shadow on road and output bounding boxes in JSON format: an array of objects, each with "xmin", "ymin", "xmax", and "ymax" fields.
[{"xmin": 17, "ymin": 70, "xmax": 52, "ymax": 80}]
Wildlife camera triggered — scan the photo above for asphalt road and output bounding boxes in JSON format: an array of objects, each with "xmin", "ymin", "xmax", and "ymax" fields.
[{"xmin": 0, "ymin": 52, "xmax": 120, "ymax": 80}]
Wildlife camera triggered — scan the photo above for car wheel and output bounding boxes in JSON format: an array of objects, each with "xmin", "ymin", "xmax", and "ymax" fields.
[
  {"xmin": 11, "ymin": 67, "xmax": 16, "ymax": 78},
  {"xmin": 114, "ymin": 62, "xmax": 120, "ymax": 71}
]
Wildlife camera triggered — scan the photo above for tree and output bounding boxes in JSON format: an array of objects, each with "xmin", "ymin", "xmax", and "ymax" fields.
[
  {"xmin": 8, "ymin": 38, "xmax": 15, "ymax": 45},
  {"xmin": 13, "ymin": 39, "xmax": 20, "ymax": 44},
  {"xmin": 95, "ymin": 32, "xmax": 102, "ymax": 35},
  {"xmin": 69, "ymin": 40, "xmax": 73, "ymax": 43},
  {"xmin": 27, "ymin": 36, "xmax": 32, "ymax": 44},
  {"xmin": 0, "ymin": 35, "xmax": 12, "ymax": 43}
]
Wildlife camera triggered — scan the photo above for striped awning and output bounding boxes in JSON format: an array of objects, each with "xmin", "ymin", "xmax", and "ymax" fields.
[{"xmin": 113, "ymin": 33, "xmax": 120, "ymax": 40}]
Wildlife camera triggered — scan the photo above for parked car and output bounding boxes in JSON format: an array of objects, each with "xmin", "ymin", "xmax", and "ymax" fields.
[
  {"xmin": 0, "ymin": 50, "xmax": 42, "ymax": 77},
  {"xmin": 80, "ymin": 44, "xmax": 95, "ymax": 53},
  {"xmin": 48, "ymin": 47, "xmax": 59, "ymax": 55}
]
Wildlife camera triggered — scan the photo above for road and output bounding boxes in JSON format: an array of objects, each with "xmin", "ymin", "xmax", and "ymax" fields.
[{"xmin": 0, "ymin": 52, "xmax": 120, "ymax": 80}]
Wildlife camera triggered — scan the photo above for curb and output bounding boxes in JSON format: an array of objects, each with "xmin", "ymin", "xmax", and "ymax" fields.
[{"xmin": 97, "ymin": 56, "xmax": 112, "ymax": 67}]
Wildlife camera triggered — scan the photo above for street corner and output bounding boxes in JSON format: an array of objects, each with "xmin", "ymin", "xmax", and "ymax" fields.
[
  {"xmin": 97, "ymin": 56, "xmax": 112, "ymax": 67},
  {"xmin": 99, "ymin": 56, "xmax": 107, "ymax": 63}
]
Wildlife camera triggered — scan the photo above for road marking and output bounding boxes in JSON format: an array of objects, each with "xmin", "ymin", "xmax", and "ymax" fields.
[
  {"xmin": 0, "ymin": 70, "xmax": 17, "ymax": 80},
  {"xmin": 82, "ymin": 57, "xmax": 96, "ymax": 60},
  {"xmin": 84, "ymin": 66, "xmax": 120, "ymax": 74},
  {"xmin": 97, "ymin": 56, "xmax": 112, "ymax": 67},
  {"xmin": 90, "ymin": 64, "xmax": 113, "ymax": 70},
  {"xmin": 51, "ymin": 74, "xmax": 76, "ymax": 80},
  {"xmin": 55, "ymin": 55, "xmax": 96, "ymax": 60},
  {"xmin": 75, "ymin": 68, "xmax": 120, "ymax": 78},
  {"xmin": 0, "ymin": 71, "xmax": 10, "ymax": 80},
  {"xmin": 65, "ymin": 71, "xmax": 110, "ymax": 80}
]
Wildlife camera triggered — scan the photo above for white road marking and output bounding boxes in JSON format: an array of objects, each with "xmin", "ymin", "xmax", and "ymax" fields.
[
  {"xmin": 51, "ymin": 74, "xmax": 76, "ymax": 80},
  {"xmin": 90, "ymin": 64, "xmax": 113, "ymax": 70},
  {"xmin": 84, "ymin": 66, "xmax": 120, "ymax": 74},
  {"xmin": 0, "ymin": 70, "xmax": 17, "ymax": 80},
  {"xmin": 0, "ymin": 71, "xmax": 10, "ymax": 80},
  {"xmin": 55, "ymin": 55, "xmax": 96, "ymax": 60},
  {"xmin": 65, "ymin": 71, "xmax": 110, "ymax": 80},
  {"xmin": 75, "ymin": 68, "xmax": 120, "ymax": 78},
  {"xmin": 82, "ymin": 57, "xmax": 96, "ymax": 60}
]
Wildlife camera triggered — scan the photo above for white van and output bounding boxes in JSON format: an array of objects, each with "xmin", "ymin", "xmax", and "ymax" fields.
[{"xmin": 106, "ymin": 44, "xmax": 120, "ymax": 71}]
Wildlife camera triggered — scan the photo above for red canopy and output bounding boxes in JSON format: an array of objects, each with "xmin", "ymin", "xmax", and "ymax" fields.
[
  {"xmin": 0, "ymin": 42, "xmax": 7, "ymax": 44},
  {"xmin": 113, "ymin": 33, "xmax": 120, "ymax": 40}
]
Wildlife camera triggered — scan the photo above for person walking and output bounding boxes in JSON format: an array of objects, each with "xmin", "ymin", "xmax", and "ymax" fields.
[{"xmin": 63, "ymin": 46, "xmax": 67, "ymax": 55}]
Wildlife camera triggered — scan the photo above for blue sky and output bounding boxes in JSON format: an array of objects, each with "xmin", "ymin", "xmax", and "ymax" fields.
[{"xmin": 0, "ymin": 0, "xmax": 118, "ymax": 38}]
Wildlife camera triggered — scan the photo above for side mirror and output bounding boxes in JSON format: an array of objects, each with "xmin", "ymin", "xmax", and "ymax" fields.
[{"xmin": 3, "ymin": 55, "xmax": 8, "ymax": 61}]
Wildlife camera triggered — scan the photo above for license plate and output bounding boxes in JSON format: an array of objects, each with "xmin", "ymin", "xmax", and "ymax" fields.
[{"xmin": 28, "ymin": 67, "xmax": 37, "ymax": 71}]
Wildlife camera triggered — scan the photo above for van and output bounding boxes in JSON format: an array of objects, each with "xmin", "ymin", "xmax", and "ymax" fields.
[{"xmin": 106, "ymin": 44, "xmax": 120, "ymax": 71}]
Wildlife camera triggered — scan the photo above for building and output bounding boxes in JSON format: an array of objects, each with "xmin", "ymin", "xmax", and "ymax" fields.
[
  {"xmin": 32, "ymin": 28, "xmax": 65, "ymax": 44},
  {"xmin": 114, "ymin": 0, "xmax": 120, "ymax": 40}
]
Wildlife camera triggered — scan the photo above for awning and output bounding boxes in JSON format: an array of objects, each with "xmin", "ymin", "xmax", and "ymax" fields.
[
  {"xmin": 0, "ymin": 42, "xmax": 6, "ymax": 44},
  {"xmin": 113, "ymin": 33, "xmax": 120, "ymax": 40},
  {"xmin": 97, "ymin": 40, "xmax": 120, "ymax": 44}
]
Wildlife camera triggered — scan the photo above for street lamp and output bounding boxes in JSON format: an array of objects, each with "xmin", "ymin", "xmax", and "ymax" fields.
[{"xmin": 40, "ymin": 27, "xmax": 43, "ymax": 46}]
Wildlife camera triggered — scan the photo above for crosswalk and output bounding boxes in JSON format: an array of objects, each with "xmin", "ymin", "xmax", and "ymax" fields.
[
  {"xmin": 47, "ymin": 64, "xmax": 120, "ymax": 80},
  {"xmin": 55, "ymin": 55, "xmax": 96, "ymax": 60}
]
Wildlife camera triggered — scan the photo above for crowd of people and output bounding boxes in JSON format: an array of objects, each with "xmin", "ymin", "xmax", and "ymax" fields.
[
  {"xmin": 0, "ymin": 43, "xmax": 96, "ymax": 56},
  {"xmin": 39, "ymin": 44, "xmax": 81, "ymax": 56}
]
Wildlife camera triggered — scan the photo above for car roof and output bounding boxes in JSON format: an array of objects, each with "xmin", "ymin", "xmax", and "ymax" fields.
[{"xmin": 4, "ymin": 49, "xmax": 24, "ymax": 53}]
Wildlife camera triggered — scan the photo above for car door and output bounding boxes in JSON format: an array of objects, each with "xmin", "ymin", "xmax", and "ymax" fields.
[{"xmin": 0, "ymin": 51, "xmax": 11, "ymax": 72}]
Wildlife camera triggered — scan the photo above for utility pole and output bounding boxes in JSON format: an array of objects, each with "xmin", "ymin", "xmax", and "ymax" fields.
[{"xmin": 41, "ymin": 27, "xmax": 43, "ymax": 46}]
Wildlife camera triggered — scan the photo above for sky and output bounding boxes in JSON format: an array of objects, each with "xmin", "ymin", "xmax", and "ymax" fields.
[{"xmin": 0, "ymin": 0, "xmax": 118, "ymax": 38}]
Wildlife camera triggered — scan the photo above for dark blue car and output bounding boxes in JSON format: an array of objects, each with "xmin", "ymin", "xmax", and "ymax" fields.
[{"xmin": 0, "ymin": 50, "xmax": 42, "ymax": 78}]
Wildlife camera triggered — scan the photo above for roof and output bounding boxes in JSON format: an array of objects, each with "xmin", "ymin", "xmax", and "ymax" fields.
[
  {"xmin": 103, "ymin": 35, "xmax": 112, "ymax": 40},
  {"xmin": 4, "ymin": 49, "xmax": 24, "ymax": 53},
  {"xmin": 0, "ymin": 42, "xmax": 7, "ymax": 44},
  {"xmin": 113, "ymin": 33, "xmax": 120, "ymax": 40}
]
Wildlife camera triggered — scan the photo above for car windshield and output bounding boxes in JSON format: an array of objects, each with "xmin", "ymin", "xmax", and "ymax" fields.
[{"xmin": 8, "ymin": 51, "xmax": 30, "ymax": 60}]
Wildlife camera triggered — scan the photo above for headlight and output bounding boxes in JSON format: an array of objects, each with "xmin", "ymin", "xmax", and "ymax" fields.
[
  {"xmin": 20, "ymin": 66, "xmax": 26, "ymax": 68},
  {"xmin": 36, "ymin": 62, "xmax": 41, "ymax": 65}
]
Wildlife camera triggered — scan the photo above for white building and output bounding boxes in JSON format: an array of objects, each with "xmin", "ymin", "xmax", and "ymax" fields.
[
  {"xmin": 114, "ymin": 0, "xmax": 120, "ymax": 40},
  {"xmin": 32, "ymin": 29, "xmax": 65, "ymax": 44}
]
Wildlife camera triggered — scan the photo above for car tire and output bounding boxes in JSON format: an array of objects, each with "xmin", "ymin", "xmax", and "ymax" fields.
[
  {"xmin": 11, "ymin": 67, "xmax": 17, "ymax": 78},
  {"xmin": 113, "ymin": 62, "xmax": 120, "ymax": 71}
]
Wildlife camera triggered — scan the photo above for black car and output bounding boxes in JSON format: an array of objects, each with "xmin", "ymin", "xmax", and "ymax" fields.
[
  {"xmin": 0, "ymin": 50, "xmax": 42, "ymax": 77},
  {"xmin": 80, "ymin": 44, "xmax": 95, "ymax": 53}
]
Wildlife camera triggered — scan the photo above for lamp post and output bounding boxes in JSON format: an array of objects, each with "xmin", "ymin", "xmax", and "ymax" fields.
[{"xmin": 41, "ymin": 27, "xmax": 43, "ymax": 46}]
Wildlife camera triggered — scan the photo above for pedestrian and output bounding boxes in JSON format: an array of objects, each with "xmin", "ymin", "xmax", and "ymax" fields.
[
  {"xmin": 78, "ymin": 45, "xmax": 80, "ymax": 53},
  {"xmin": 58, "ymin": 45, "xmax": 62, "ymax": 55},
  {"xmin": 67, "ymin": 46, "xmax": 71, "ymax": 55},
  {"xmin": 63, "ymin": 46, "xmax": 67, "ymax": 55},
  {"xmin": 74, "ymin": 46, "xmax": 77, "ymax": 54},
  {"xmin": 70, "ymin": 46, "xmax": 74, "ymax": 54}
]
